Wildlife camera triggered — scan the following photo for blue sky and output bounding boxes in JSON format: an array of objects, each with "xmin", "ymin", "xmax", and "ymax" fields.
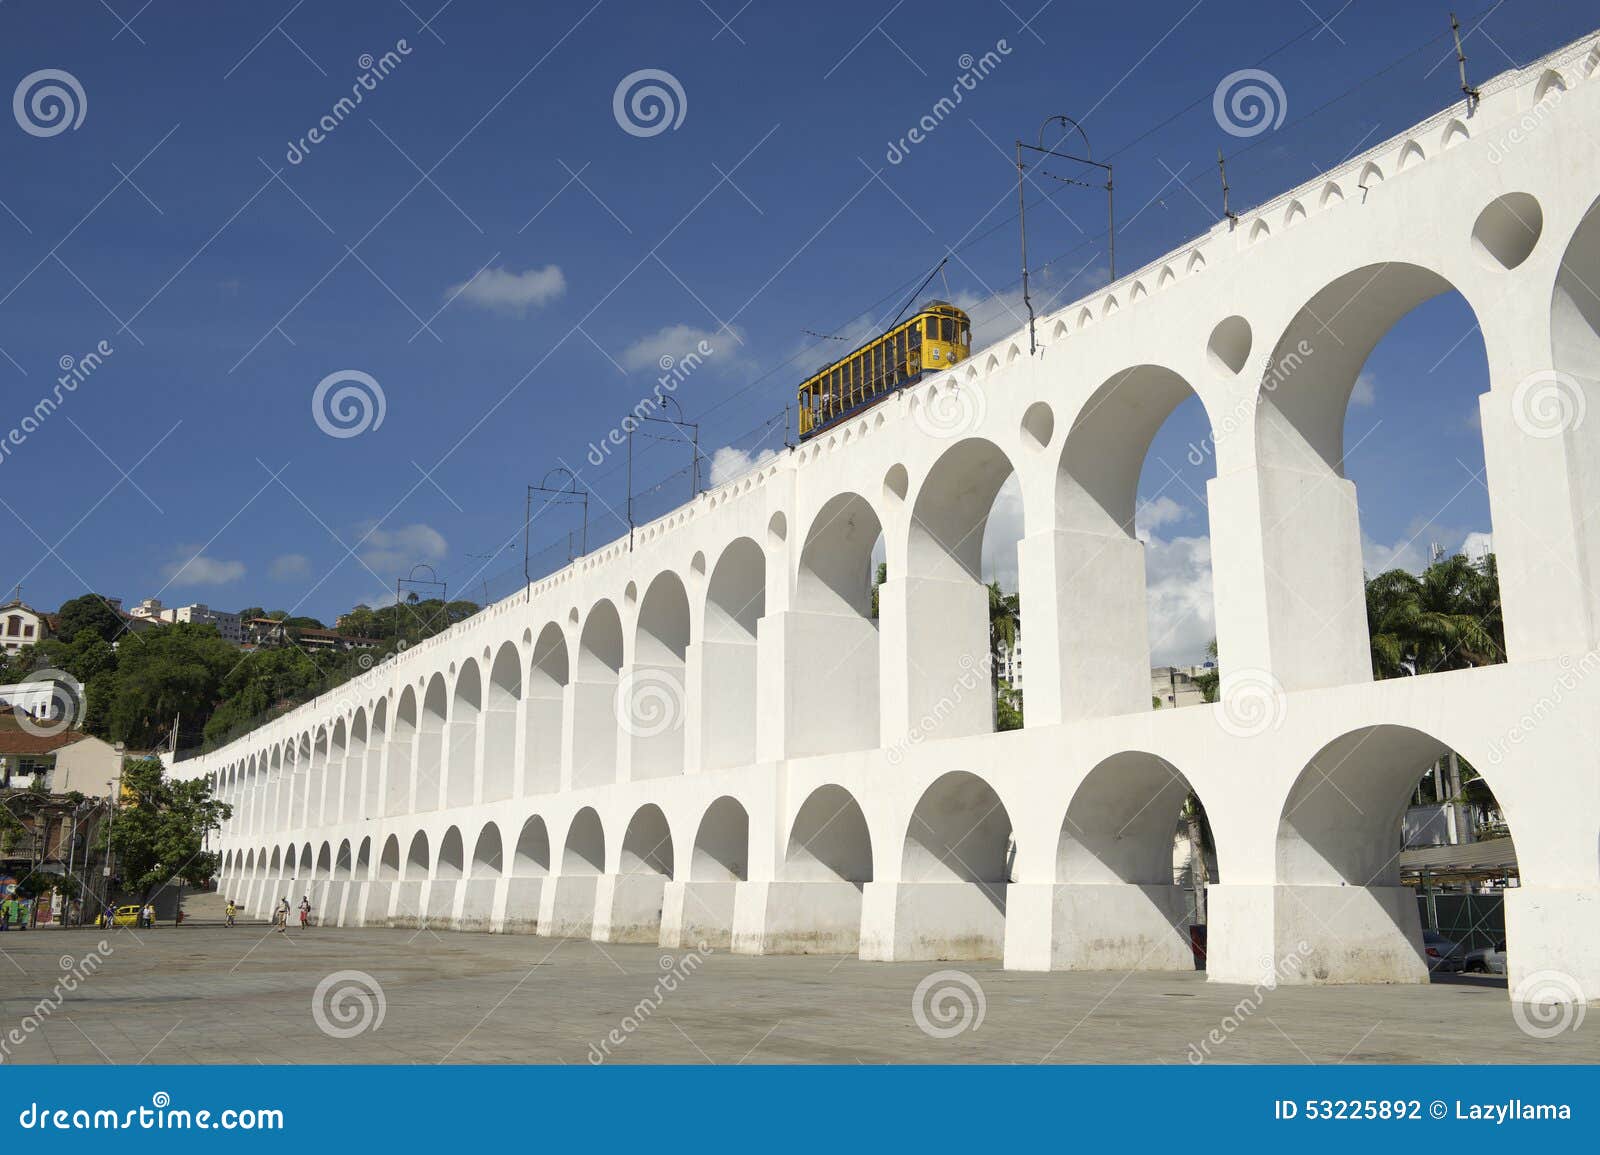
[{"xmin": 1, "ymin": 0, "xmax": 1590, "ymax": 662}]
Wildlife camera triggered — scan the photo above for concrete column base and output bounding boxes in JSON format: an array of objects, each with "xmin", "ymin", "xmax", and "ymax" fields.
[
  {"xmin": 1206, "ymin": 883, "xmax": 1426, "ymax": 986},
  {"xmin": 425, "ymin": 880, "xmax": 458, "ymax": 926},
  {"xmin": 390, "ymin": 881, "xmax": 425, "ymax": 928},
  {"xmin": 1504, "ymin": 886, "xmax": 1600, "ymax": 1003},
  {"xmin": 502, "ymin": 877, "xmax": 544, "ymax": 933},
  {"xmin": 731, "ymin": 881, "xmax": 864, "ymax": 955},
  {"xmin": 592, "ymin": 874, "xmax": 667, "ymax": 943},
  {"xmin": 859, "ymin": 880, "xmax": 1007, "ymax": 961},
  {"xmin": 340, "ymin": 881, "xmax": 367, "ymax": 926},
  {"xmin": 457, "ymin": 879, "xmax": 495, "ymax": 931},
  {"xmin": 1003, "ymin": 883, "xmax": 1194, "ymax": 972},
  {"xmin": 363, "ymin": 881, "xmax": 393, "ymax": 925},
  {"xmin": 317, "ymin": 881, "xmax": 345, "ymax": 926},
  {"xmin": 660, "ymin": 880, "xmax": 737, "ymax": 949},
  {"xmin": 541, "ymin": 875, "xmax": 598, "ymax": 938}
]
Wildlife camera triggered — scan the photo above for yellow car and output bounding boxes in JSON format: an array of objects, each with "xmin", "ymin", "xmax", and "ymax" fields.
[{"xmin": 97, "ymin": 905, "xmax": 143, "ymax": 928}]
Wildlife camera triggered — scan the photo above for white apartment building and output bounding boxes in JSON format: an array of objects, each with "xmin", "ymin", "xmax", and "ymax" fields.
[{"xmin": 130, "ymin": 598, "xmax": 243, "ymax": 644}]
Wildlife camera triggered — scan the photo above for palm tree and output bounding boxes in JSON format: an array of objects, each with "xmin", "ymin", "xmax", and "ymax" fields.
[
  {"xmin": 988, "ymin": 582, "xmax": 1022, "ymax": 730},
  {"xmin": 1365, "ymin": 553, "xmax": 1504, "ymax": 678}
]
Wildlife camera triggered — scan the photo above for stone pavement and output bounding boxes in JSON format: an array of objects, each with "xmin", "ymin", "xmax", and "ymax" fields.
[{"xmin": 0, "ymin": 921, "xmax": 1593, "ymax": 1064}]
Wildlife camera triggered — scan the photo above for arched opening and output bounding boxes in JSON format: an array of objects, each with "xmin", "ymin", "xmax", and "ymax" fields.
[
  {"xmin": 620, "ymin": 804, "xmax": 675, "ymax": 877},
  {"xmin": 344, "ymin": 709, "xmax": 368, "ymax": 823},
  {"xmin": 297, "ymin": 843, "xmax": 313, "ymax": 880},
  {"xmin": 895, "ymin": 771, "xmax": 1013, "ymax": 959},
  {"xmin": 515, "ymin": 816, "xmax": 552, "ymax": 876},
  {"xmin": 1055, "ymin": 751, "xmax": 1215, "ymax": 970},
  {"xmin": 355, "ymin": 836, "xmax": 372, "ymax": 880},
  {"xmin": 691, "ymin": 797, "xmax": 749, "ymax": 881},
  {"xmin": 324, "ymin": 718, "xmax": 347, "ymax": 826},
  {"xmin": 404, "ymin": 830, "xmax": 430, "ymax": 880},
  {"xmin": 389, "ymin": 688, "xmax": 417, "ymax": 816},
  {"xmin": 437, "ymin": 826, "xmax": 465, "ymax": 880},
  {"xmin": 562, "ymin": 808, "xmax": 606, "ymax": 875},
  {"xmin": 447, "ymin": 661, "xmax": 481, "ymax": 809},
  {"xmin": 304, "ymin": 727, "xmax": 328, "ymax": 827},
  {"xmin": 267, "ymin": 745, "xmax": 284, "ymax": 833},
  {"xmin": 1275, "ymin": 724, "xmax": 1518, "ymax": 987},
  {"xmin": 379, "ymin": 835, "xmax": 400, "ymax": 880},
  {"xmin": 573, "ymin": 602, "xmax": 623, "ymax": 789},
  {"xmin": 1255, "ymin": 262, "xmax": 1501, "ymax": 690},
  {"xmin": 314, "ymin": 841, "xmax": 332, "ymax": 879},
  {"xmin": 472, "ymin": 822, "xmax": 504, "ymax": 877},
  {"xmin": 334, "ymin": 839, "xmax": 353, "ymax": 880},
  {"xmin": 364, "ymin": 698, "xmax": 386, "ymax": 817},
  {"xmin": 783, "ymin": 784, "xmax": 873, "ymax": 885},
  {"xmin": 483, "ymin": 643, "xmax": 520, "ymax": 803},
  {"xmin": 1054, "ymin": 364, "xmax": 1216, "ymax": 721},
  {"xmin": 793, "ymin": 492, "xmax": 884, "ymax": 756},
  {"xmin": 1554, "ymin": 194, "xmax": 1600, "ymax": 385},
  {"xmin": 523, "ymin": 625, "xmax": 568, "ymax": 795},
  {"xmin": 906, "ymin": 437, "xmax": 1022, "ymax": 740},
  {"xmin": 627, "ymin": 572, "xmax": 690, "ymax": 779},
  {"xmin": 701, "ymin": 538, "xmax": 766, "ymax": 769},
  {"xmin": 416, "ymin": 674, "xmax": 448, "ymax": 811}
]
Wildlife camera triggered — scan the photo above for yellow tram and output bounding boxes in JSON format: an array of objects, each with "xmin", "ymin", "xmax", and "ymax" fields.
[{"xmin": 797, "ymin": 301, "xmax": 970, "ymax": 439}]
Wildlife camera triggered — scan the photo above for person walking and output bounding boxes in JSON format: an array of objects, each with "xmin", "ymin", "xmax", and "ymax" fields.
[
  {"xmin": 141, "ymin": 902, "xmax": 155, "ymax": 929},
  {"xmin": 298, "ymin": 896, "xmax": 311, "ymax": 929},
  {"xmin": 224, "ymin": 900, "xmax": 236, "ymax": 928},
  {"xmin": 275, "ymin": 896, "xmax": 290, "ymax": 934}
]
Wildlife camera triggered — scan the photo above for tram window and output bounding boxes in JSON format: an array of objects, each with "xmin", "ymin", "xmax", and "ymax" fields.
[
  {"xmin": 908, "ymin": 320, "xmax": 922, "ymax": 345},
  {"xmin": 941, "ymin": 316, "xmax": 956, "ymax": 342},
  {"xmin": 961, "ymin": 324, "xmax": 970, "ymax": 345}
]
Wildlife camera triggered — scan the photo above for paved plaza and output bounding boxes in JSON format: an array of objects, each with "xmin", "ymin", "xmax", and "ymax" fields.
[{"xmin": 0, "ymin": 918, "xmax": 1593, "ymax": 1065}]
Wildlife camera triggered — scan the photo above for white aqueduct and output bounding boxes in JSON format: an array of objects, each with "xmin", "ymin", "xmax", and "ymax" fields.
[{"xmin": 181, "ymin": 35, "xmax": 1600, "ymax": 1003}]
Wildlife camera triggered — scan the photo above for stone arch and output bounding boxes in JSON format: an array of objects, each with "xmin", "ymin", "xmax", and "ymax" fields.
[
  {"xmin": 620, "ymin": 803, "xmax": 675, "ymax": 877},
  {"xmin": 366, "ymin": 696, "xmax": 388, "ymax": 817},
  {"xmin": 437, "ymin": 825, "xmax": 465, "ymax": 879},
  {"xmin": 691, "ymin": 796, "xmax": 749, "ymax": 881},
  {"xmin": 784, "ymin": 785, "xmax": 873, "ymax": 883},
  {"xmin": 389, "ymin": 685, "xmax": 418, "ymax": 816},
  {"xmin": 304, "ymin": 726, "xmax": 328, "ymax": 828},
  {"xmin": 324, "ymin": 717, "xmax": 347, "ymax": 826},
  {"xmin": 1053, "ymin": 364, "xmax": 1215, "ymax": 720},
  {"xmin": 1253, "ymin": 261, "xmax": 1495, "ymax": 688},
  {"xmin": 1053, "ymin": 751, "xmax": 1214, "ymax": 970},
  {"xmin": 1553, "ymin": 192, "xmax": 1600, "ymax": 387},
  {"xmin": 379, "ymin": 834, "xmax": 400, "ymax": 881},
  {"xmin": 906, "ymin": 437, "xmax": 1023, "ymax": 741},
  {"xmin": 898, "ymin": 771, "xmax": 1013, "ymax": 959},
  {"xmin": 1274, "ymin": 724, "xmax": 1519, "ymax": 984},
  {"xmin": 416, "ymin": 672, "xmax": 448, "ymax": 811},
  {"xmin": 573, "ymin": 601, "xmax": 623, "ymax": 789},
  {"xmin": 446, "ymin": 660, "xmax": 482, "ymax": 809},
  {"xmin": 628, "ymin": 572, "xmax": 691, "ymax": 779},
  {"xmin": 356, "ymin": 835, "xmax": 372, "ymax": 880},
  {"xmin": 297, "ymin": 843, "xmax": 313, "ymax": 878},
  {"xmin": 483, "ymin": 642, "xmax": 520, "ymax": 803},
  {"xmin": 702, "ymin": 537, "xmax": 766, "ymax": 769},
  {"xmin": 344, "ymin": 707, "xmax": 368, "ymax": 822},
  {"xmin": 334, "ymin": 838, "xmax": 353, "ymax": 880},
  {"xmin": 525, "ymin": 623, "xmax": 568, "ymax": 794},
  {"xmin": 404, "ymin": 830, "xmax": 430, "ymax": 880},
  {"xmin": 562, "ymin": 808, "xmax": 606, "ymax": 875},
  {"xmin": 315, "ymin": 841, "xmax": 332, "ymax": 879},
  {"xmin": 472, "ymin": 822, "xmax": 503, "ymax": 876},
  {"xmin": 514, "ymin": 815, "xmax": 551, "ymax": 876},
  {"xmin": 793, "ymin": 491, "xmax": 884, "ymax": 756}
]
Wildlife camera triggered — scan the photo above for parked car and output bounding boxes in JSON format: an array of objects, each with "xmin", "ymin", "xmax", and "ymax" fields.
[
  {"xmin": 1463, "ymin": 940, "xmax": 1508, "ymax": 974},
  {"xmin": 1422, "ymin": 929, "xmax": 1466, "ymax": 972}
]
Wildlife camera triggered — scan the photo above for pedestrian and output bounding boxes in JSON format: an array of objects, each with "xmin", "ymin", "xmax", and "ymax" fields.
[
  {"xmin": 103, "ymin": 902, "xmax": 114, "ymax": 929},
  {"xmin": 225, "ymin": 899, "xmax": 237, "ymax": 928},
  {"xmin": 0, "ymin": 901, "xmax": 9, "ymax": 932},
  {"xmin": 298, "ymin": 895, "xmax": 311, "ymax": 929},
  {"xmin": 275, "ymin": 896, "xmax": 289, "ymax": 934},
  {"xmin": 141, "ymin": 902, "xmax": 155, "ymax": 929}
]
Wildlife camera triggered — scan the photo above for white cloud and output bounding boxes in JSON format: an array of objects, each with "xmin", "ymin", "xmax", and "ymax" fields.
[
  {"xmin": 269, "ymin": 553, "xmax": 310, "ymax": 580},
  {"xmin": 1350, "ymin": 369, "xmax": 1377, "ymax": 407},
  {"xmin": 356, "ymin": 522, "xmax": 448, "ymax": 575},
  {"xmin": 163, "ymin": 548, "xmax": 245, "ymax": 586},
  {"xmin": 448, "ymin": 264, "xmax": 566, "ymax": 314},
  {"xmin": 980, "ymin": 474, "xmax": 1025, "ymax": 591},
  {"xmin": 707, "ymin": 445, "xmax": 777, "ymax": 487},
  {"xmin": 621, "ymin": 323, "xmax": 744, "ymax": 373},
  {"xmin": 1134, "ymin": 496, "xmax": 1188, "ymax": 540},
  {"xmin": 1144, "ymin": 532, "xmax": 1215, "ymax": 666}
]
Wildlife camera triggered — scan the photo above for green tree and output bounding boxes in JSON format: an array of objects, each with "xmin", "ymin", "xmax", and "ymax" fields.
[
  {"xmin": 54, "ymin": 594, "xmax": 127, "ymax": 645},
  {"xmin": 106, "ymin": 623, "xmax": 238, "ymax": 749},
  {"xmin": 1192, "ymin": 637, "xmax": 1220, "ymax": 703},
  {"xmin": 988, "ymin": 582, "xmax": 1022, "ymax": 730},
  {"xmin": 1366, "ymin": 553, "xmax": 1503, "ymax": 679},
  {"xmin": 101, "ymin": 757, "xmax": 230, "ymax": 901}
]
